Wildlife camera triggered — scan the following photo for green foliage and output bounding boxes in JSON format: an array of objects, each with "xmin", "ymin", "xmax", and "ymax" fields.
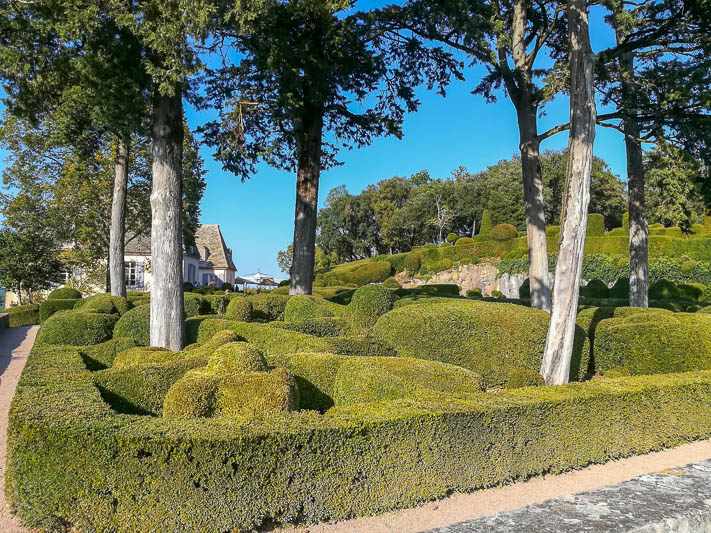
[
  {"xmin": 648, "ymin": 279, "xmax": 681, "ymax": 300},
  {"xmin": 77, "ymin": 338, "xmax": 138, "ymax": 370},
  {"xmin": 112, "ymin": 305, "xmax": 150, "ymax": 346},
  {"xmin": 446, "ymin": 233, "xmax": 458, "ymax": 243},
  {"xmin": 12, "ymin": 343, "xmax": 711, "ymax": 532},
  {"xmin": 206, "ymin": 343, "xmax": 268, "ymax": 375},
  {"xmin": 349, "ymin": 284, "xmax": 395, "ymax": 330},
  {"xmin": 610, "ymin": 277, "xmax": 630, "ymax": 299},
  {"xmin": 39, "ymin": 299, "xmax": 78, "ymax": 323},
  {"xmin": 678, "ymin": 283, "xmax": 705, "ymax": 302},
  {"xmin": 249, "ymin": 294, "xmax": 290, "ymax": 321},
  {"xmin": 36, "ymin": 311, "xmax": 118, "ymax": 346},
  {"xmin": 466, "ymin": 288, "xmax": 483, "ymax": 298},
  {"xmin": 373, "ymin": 300, "xmax": 588, "ymax": 387},
  {"xmin": 580, "ymin": 279, "xmax": 610, "ymax": 299},
  {"xmin": 79, "ymin": 294, "xmax": 132, "ymax": 316},
  {"xmin": 455, "ymin": 237, "xmax": 475, "ymax": 246},
  {"xmin": 622, "ymin": 212, "xmax": 630, "ymax": 231},
  {"xmin": 382, "ymin": 277, "xmax": 401, "ymax": 289},
  {"xmin": 268, "ymin": 318, "xmax": 352, "ymax": 338},
  {"xmin": 183, "ymin": 293, "xmax": 211, "ymax": 318},
  {"xmin": 489, "ymin": 223, "xmax": 517, "ymax": 241},
  {"xmin": 587, "ymin": 214, "xmax": 605, "ymax": 236},
  {"xmin": 283, "ymin": 295, "xmax": 345, "ymax": 322},
  {"xmin": 205, "ymin": 294, "xmax": 230, "ymax": 315},
  {"xmin": 225, "ymin": 298, "xmax": 254, "ymax": 322},
  {"xmin": 395, "ymin": 284, "xmax": 461, "ymax": 298},
  {"xmin": 0, "ymin": 304, "xmax": 40, "ymax": 327},
  {"xmin": 479, "ymin": 209, "xmax": 493, "ymax": 235},
  {"xmin": 404, "ymin": 252, "xmax": 421, "ymax": 274},
  {"xmin": 47, "ymin": 287, "xmax": 82, "ymax": 300},
  {"xmin": 595, "ymin": 313, "xmax": 711, "ymax": 375}
]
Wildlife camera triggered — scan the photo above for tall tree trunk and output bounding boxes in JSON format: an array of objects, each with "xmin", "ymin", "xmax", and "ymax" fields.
[
  {"xmin": 540, "ymin": 0, "xmax": 596, "ymax": 385},
  {"xmin": 109, "ymin": 136, "xmax": 129, "ymax": 297},
  {"xmin": 289, "ymin": 111, "xmax": 323, "ymax": 296},
  {"xmin": 617, "ymin": 44, "xmax": 648, "ymax": 307},
  {"xmin": 150, "ymin": 88, "xmax": 185, "ymax": 350}
]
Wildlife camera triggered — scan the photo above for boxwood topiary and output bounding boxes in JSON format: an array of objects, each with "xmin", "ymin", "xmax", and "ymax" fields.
[
  {"xmin": 490, "ymin": 224, "xmax": 518, "ymax": 242},
  {"xmin": 580, "ymin": 279, "xmax": 610, "ymax": 299},
  {"xmin": 455, "ymin": 237, "xmax": 475, "ymax": 246},
  {"xmin": 648, "ymin": 279, "xmax": 680, "ymax": 300},
  {"xmin": 480, "ymin": 209, "xmax": 493, "ymax": 235},
  {"xmin": 77, "ymin": 338, "xmax": 138, "ymax": 370},
  {"xmin": 609, "ymin": 277, "xmax": 630, "ymax": 299},
  {"xmin": 79, "ymin": 294, "xmax": 132, "ymax": 316},
  {"xmin": 39, "ymin": 299, "xmax": 78, "ymax": 323},
  {"xmin": 206, "ymin": 343, "xmax": 268, "ymax": 375},
  {"xmin": 403, "ymin": 252, "xmax": 421, "ymax": 274},
  {"xmin": 225, "ymin": 297, "xmax": 254, "ymax": 322},
  {"xmin": 586, "ymin": 214, "xmax": 605, "ymax": 236},
  {"xmin": 382, "ymin": 277, "xmax": 401, "ymax": 289},
  {"xmin": 184, "ymin": 293, "xmax": 212, "ymax": 317},
  {"xmin": 113, "ymin": 305, "xmax": 150, "ymax": 346},
  {"xmin": 446, "ymin": 233, "xmax": 458, "ymax": 243},
  {"xmin": 0, "ymin": 304, "xmax": 40, "ymax": 327},
  {"xmin": 47, "ymin": 287, "xmax": 82, "ymax": 300},
  {"xmin": 36, "ymin": 311, "xmax": 119, "ymax": 347},
  {"xmin": 283, "ymin": 295, "xmax": 346, "ymax": 322},
  {"xmin": 373, "ymin": 300, "xmax": 588, "ymax": 387},
  {"xmin": 268, "ymin": 317, "xmax": 352, "ymax": 337},
  {"xmin": 348, "ymin": 284, "xmax": 394, "ymax": 330},
  {"xmin": 249, "ymin": 294, "xmax": 290, "ymax": 321}
]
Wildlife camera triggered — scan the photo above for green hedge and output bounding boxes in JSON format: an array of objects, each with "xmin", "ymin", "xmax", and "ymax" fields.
[
  {"xmin": 373, "ymin": 300, "xmax": 588, "ymax": 387},
  {"xmin": 77, "ymin": 338, "xmax": 138, "ymax": 370},
  {"xmin": 268, "ymin": 317, "xmax": 352, "ymax": 337},
  {"xmin": 75, "ymin": 294, "xmax": 132, "ymax": 316},
  {"xmin": 587, "ymin": 214, "xmax": 605, "ymax": 236},
  {"xmin": 225, "ymin": 297, "xmax": 253, "ymax": 321},
  {"xmin": 36, "ymin": 311, "xmax": 118, "ymax": 347},
  {"xmin": 249, "ymin": 294, "xmax": 290, "ymax": 321},
  {"xmin": 10, "ymin": 342, "xmax": 711, "ymax": 531},
  {"xmin": 490, "ymin": 224, "xmax": 517, "ymax": 241},
  {"xmin": 47, "ymin": 287, "xmax": 82, "ymax": 300},
  {"xmin": 349, "ymin": 284, "xmax": 394, "ymax": 330},
  {"xmin": 283, "ymin": 295, "xmax": 347, "ymax": 322},
  {"xmin": 0, "ymin": 304, "xmax": 40, "ymax": 327},
  {"xmin": 39, "ymin": 299, "xmax": 78, "ymax": 323},
  {"xmin": 113, "ymin": 305, "xmax": 150, "ymax": 346}
]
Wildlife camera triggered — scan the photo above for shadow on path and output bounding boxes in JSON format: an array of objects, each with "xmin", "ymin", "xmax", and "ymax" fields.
[{"xmin": 0, "ymin": 327, "xmax": 33, "ymax": 380}]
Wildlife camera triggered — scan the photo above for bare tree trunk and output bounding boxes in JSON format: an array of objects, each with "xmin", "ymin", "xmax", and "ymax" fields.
[
  {"xmin": 471, "ymin": 218, "xmax": 476, "ymax": 238},
  {"xmin": 109, "ymin": 136, "xmax": 129, "ymax": 298},
  {"xmin": 150, "ymin": 88, "xmax": 185, "ymax": 350},
  {"xmin": 289, "ymin": 111, "xmax": 323, "ymax": 296},
  {"xmin": 540, "ymin": 0, "xmax": 596, "ymax": 385},
  {"xmin": 618, "ymin": 48, "xmax": 648, "ymax": 307}
]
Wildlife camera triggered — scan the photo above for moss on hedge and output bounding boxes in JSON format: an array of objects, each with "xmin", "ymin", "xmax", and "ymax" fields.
[
  {"xmin": 36, "ymin": 311, "xmax": 118, "ymax": 347},
  {"xmin": 39, "ymin": 299, "xmax": 78, "ymax": 323},
  {"xmin": 373, "ymin": 300, "xmax": 588, "ymax": 387},
  {"xmin": 0, "ymin": 304, "xmax": 40, "ymax": 327}
]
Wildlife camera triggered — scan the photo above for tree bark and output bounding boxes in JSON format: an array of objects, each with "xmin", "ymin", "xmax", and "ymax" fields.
[
  {"xmin": 150, "ymin": 88, "xmax": 185, "ymax": 350},
  {"xmin": 289, "ymin": 111, "xmax": 323, "ymax": 296},
  {"xmin": 540, "ymin": 0, "xmax": 596, "ymax": 385},
  {"xmin": 618, "ymin": 47, "xmax": 648, "ymax": 307},
  {"xmin": 109, "ymin": 136, "xmax": 129, "ymax": 298}
]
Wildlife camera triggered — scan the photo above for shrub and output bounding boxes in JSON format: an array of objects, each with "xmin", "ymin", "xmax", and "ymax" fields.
[
  {"xmin": 383, "ymin": 253, "xmax": 406, "ymax": 274},
  {"xmin": 79, "ymin": 294, "xmax": 132, "ymax": 316},
  {"xmin": 404, "ymin": 252, "xmax": 421, "ymax": 274},
  {"xmin": 480, "ymin": 209, "xmax": 493, "ymax": 235},
  {"xmin": 490, "ymin": 224, "xmax": 518, "ymax": 242},
  {"xmin": 113, "ymin": 305, "xmax": 150, "ymax": 346},
  {"xmin": 0, "ymin": 304, "xmax": 40, "ymax": 327},
  {"xmin": 184, "ymin": 315, "xmax": 219, "ymax": 344},
  {"xmin": 225, "ymin": 298, "xmax": 254, "ymax": 322},
  {"xmin": 594, "ymin": 312, "xmax": 711, "ymax": 375},
  {"xmin": 283, "ymin": 295, "xmax": 346, "ymax": 322},
  {"xmin": 184, "ymin": 293, "xmax": 211, "ymax": 317},
  {"xmin": 39, "ymin": 299, "xmax": 78, "ymax": 323},
  {"xmin": 446, "ymin": 233, "xmax": 459, "ymax": 243},
  {"xmin": 183, "ymin": 282, "xmax": 194, "ymax": 291},
  {"xmin": 678, "ymin": 283, "xmax": 705, "ymax": 302},
  {"xmin": 519, "ymin": 278, "xmax": 530, "ymax": 299},
  {"xmin": 373, "ymin": 300, "xmax": 588, "ymax": 387},
  {"xmin": 112, "ymin": 347, "xmax": 174, "ymax": 369},
  {"xmin": 580, "ymin": 279, "xmax": 610, "ymax": 299},
  {"xmin": 466, "ymin": 288, "xmax": 483, "ymax": 298},
  {"xmin": 455, "ymin": 237, "xmax": 475, "ymax": 246},
  {"xmin": 490, "ymin": 290, "xmax": 504, "ymax": 299},
  {"xmin": 586, "ymin": 214, "xmax": 605, "ymax": 236},
  {"xmin": 221, "ymin": 282, "xmax": 234, "ymax": 291},
  {"xmin": 268, "ymin": 317, "xmax": 352, "ymax": 337},
  {"xmin": 36, "ymin": 311, "xmax": 118, "ymax": 347},
  {"xmin": 205, "ymin": 294, "xmax": 230, "ymax": 315},
  {"xmin": 610, "ymin": 277, "xmax": 630, "ymax": 299},
  {"xmin": 345, "ymin": 261, "xmax": 392, "ymax": 286},
  {"xmin": 206, "ymin": 342, "xmax": 268, "ymax": 375},
  {"xmin": 622, "ymin": 211, "xmax": 630, "ymax": 231},
  {"xmin": 47, "ymin": 287, "xmax": 82, "ymax": 300},
  {"xmin": 323, "ymin": 335, "xmax": 397, "ymax": 357},
  {"xmin": 78, "ymin": 338, "xmax": 138, "ymax": 370},
  {"xmin": 249, "ymin": 294, "xmax": 290, "ymax": 321},
  {"xmin": 11, "ymin": 343, "xmax": 711, "ymax": 532},
  {"xmin": 546, "ymin": 225, "xmax": 561, "ymax": 237},
  {"xmin": 395, "ymin": 284, "xmax": 461, "ymax": 298},
  {"xmin": 648, "ymin": 279, "xmax": 680, "ymax": 300},
  {"xmin": 382, "ymin": 277, "xmax": 401, "ymax": 289},
  {"xmin": 349, "ymin": 284, "xmax": 395, "ymax": 330},
  {"xmin": 163, "ymin": 367, "xmax": 298, "ymax": 419}
]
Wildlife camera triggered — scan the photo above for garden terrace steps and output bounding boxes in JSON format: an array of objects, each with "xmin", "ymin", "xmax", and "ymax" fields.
[{"xmin": 0, "ymin": 326, "xmax": 36, "ymax": 533}]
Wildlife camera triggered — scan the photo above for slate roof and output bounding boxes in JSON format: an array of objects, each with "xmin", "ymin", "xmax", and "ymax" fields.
[
  {"xmin": 194, "ymin": 225, "xmax": 237, "ymax": 271},
  {"xmin": 124, "ymin": 232, "xmax": 201, "ymax": 259}
]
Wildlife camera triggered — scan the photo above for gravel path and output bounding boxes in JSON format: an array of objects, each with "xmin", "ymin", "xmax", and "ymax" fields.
[{"xmin": 0, "ymin": 326, "xmax": 37, "ymax": 533}]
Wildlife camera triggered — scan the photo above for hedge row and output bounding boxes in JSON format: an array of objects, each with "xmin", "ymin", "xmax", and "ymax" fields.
[
  {"xmin": 0, "ymin": 304, "xmax": 40, "ymax": 327},
  {"xmin": 9, "ymin": 342, "xmax": 711, "ymax": 531},
  {"xmin": 39, "ymin": 299, "xmax": 79, "ymax": 323}
]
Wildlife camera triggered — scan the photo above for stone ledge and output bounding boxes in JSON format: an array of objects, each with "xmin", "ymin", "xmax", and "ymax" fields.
[{"xmin": 423, "ymin": 459, "xmax": 711, "ymax": 533}]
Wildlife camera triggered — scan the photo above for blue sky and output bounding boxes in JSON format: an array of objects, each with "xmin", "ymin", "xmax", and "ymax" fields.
[{"xmin": 0, "ymin": 2, "xmax": 627, "ymax": 278}]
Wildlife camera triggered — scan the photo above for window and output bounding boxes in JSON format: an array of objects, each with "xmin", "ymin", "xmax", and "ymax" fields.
[
  {"xmin": 187, "ymin": 263, "xmax": 196, "ymax": 284},
  {"xmin": 125, "ymin": 262, "xmax": 137, "ymax": 287}
]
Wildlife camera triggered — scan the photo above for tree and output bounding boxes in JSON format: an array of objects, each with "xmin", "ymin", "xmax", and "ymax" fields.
[
  {"xmin": 277, "ymin": 243, "xmax": 336, "ymax": 275},
  {"xmin": 540, "ymin": 0, "xmax": 596, "ymax": 385},
  {"xmin": 202, "ymin": 0, "xmax": 455, "ymax": 295}
]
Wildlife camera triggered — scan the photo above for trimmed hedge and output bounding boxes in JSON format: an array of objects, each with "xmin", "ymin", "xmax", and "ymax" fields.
[
  {"xmin": 349, "ymin": 284, "xmax": 394, "ymax": 330},
  {"xmin": 490, "ymin": 224, "xmax": 517, "ymax": 242},
  {"xmin": 382, "ymin": 277, "xmax": 401, "ymax": 289},
  {"xmin": 10, "ymin": 343, "xmax": 711, "ymax": 531},
  {"xmin": 249, "ymin": 294, "xmax": 290, "ymax": 321},
  {"xmin": 283, "ymin": 295, "xmax": 347, "ymax": 322},
  {"xmin": 206, "ymin": 342, "xmax": 268, "ymax": 375},
  {"xmin": 587, "ymin": 214, "xmax": 605, "ymax": 236},
  {"xmin": 75, "ymin": 294, "xmax": 132, "ymax": 316},
  {"xmin": 184, "ymin": 293, "xmax": 212, "ymax": 317},
  {"xmin": 225, "ymin": 297, "xmax": 253, "ymax": 321},
  {"xmin": 404, "ymin": 252, "xmax": 421, "ymax": 274},
  {"xmin": 47, "ymin": 287, "xmax": 82, "ymax": 300},
  {"xmin": 113, "ymin": 305, "xmax": 150, "ymax": 346},
  {"xmin": 36, "ymin": 311, "xmax": 118, "ymax": 347},
  {"xmin": 77, "ymin": 338, "xmax": 138, "ymax": 370},
  {"xmin": 373, "ymin": 300, "xmax": 588, "ymax": 387},
  {"xmin": 268, "ymin": 317, "xmax": 352, "ymax": 337},
  {"xmin": 39, "ymin": 299, "xmax": 77, "ymax": 323},
  {"xmin": 648, "ymin": 279, "xmax": 681, "ymax": 300},
  {"xmin": 0, "ymin": 304, "xmax": 40, "ymax": 327},
  {"xmin": 580, "ymin": 279, "xmax": 609, "ymax": 299},
  {"xmin": 594, "ymin": 312, "xmax": 711, "ymax": 375},
  {"xmin": 480, "ymin": 209, "xmax": 493, "ymax": 235}
]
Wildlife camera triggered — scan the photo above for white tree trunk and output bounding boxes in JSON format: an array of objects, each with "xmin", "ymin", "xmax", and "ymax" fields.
[
  {"xmin": 150, "ymin": 89, "xmax": 185, "ymax": 350},
  {"xmin": 109, "ymin": 136, "xmax": 129, "ymax": 298},
  {"xmin": 289, "ymin": 111, "xmax": 323, "ymax": 296},
  {"xmin": 540, "ymin": 0, "xmax": 596, "ymax": 385}
]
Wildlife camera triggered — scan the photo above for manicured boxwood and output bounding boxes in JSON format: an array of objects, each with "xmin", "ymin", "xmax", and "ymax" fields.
[
  {"xmin": 648, "ymin": 279, "xmax": 681, "ymax": 300},
  {"xmin": 395, "ymin": 284, "xmax": 461, "ymax": 298},
  {"xmin": 39, "ymin": 299, "xmax": 78, "ymax": 323},
  {"xmin": 490, "ymin": 223, "xmax": 518, "ymax": 242},
  {"xmin": 348, "ymin": 284, "xmax": 394, "ymax": 330},
  {"xmin": 404, "ymin": 252, "xmax": 421, "ymax": 274},
  {"xmin": 455, "ymin": 237, "xmax": 475, "ymax": 246},
  {"xmin": 580, "ymin": 279, "xmax": 610, "ymax": 299},
  {"xmin": 479, "ymin": 209, "xmax": 493, "ymax": 235},
  {"xmin": 10, "ymin": 342, "xmax": 711, "ymax": 532},
  {"xmin": 47, "ymin": 287, "xmax": 82, "ymax": 300},
  {"xmin": 77, "ymin": 338, "xmax": 138, "ymax": 370},
  {"xmin": 75, "ymin": 294, "xmax": 132, "ymax": 315},
  {"xmin": 382, "ymin": 277, "xmax": 401, "ymax": 289},
  {"xmin": 249, "ymin": 293, "xmax": 290, "ymax": 321},
  {"xmin": 0, "ymin": 304, "xmax": 40, "ymax": 327},
  {"xmin": 594, "ymin": 312, "xmax": 711, "ymax": 375},
  {"xmin": 184, "ymin": 293, "xmax": 212, "ymax": 317},
  {"xmin": 283, "ymin": 295, "xmax": 347, "ymax": 322},
  {"xmin": 113, "ymin": 305, "xmax": 150, "ymax": 346},
  {"xmin": 36, "ymin": 311, "xmax": 119, "ymax": 347},
  {"xmin": 268, "ymin": 317, "xmax": 352, "ymax": 337},
  {"xmin": 373, "ymin": 300, "xmax": 588, "ymax": 387},
  {"xmin": 225, "ymin": 297, "xmax": 254, "ymax": 322},
  {"xmin": 586, "ymin": 214, "xmax": 605, "ymax": 236}
]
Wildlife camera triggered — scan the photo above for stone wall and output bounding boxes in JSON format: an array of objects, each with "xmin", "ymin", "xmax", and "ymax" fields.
[{"xmin": 395, "ymin": 261, "xmax": 527, "ymax": 298}]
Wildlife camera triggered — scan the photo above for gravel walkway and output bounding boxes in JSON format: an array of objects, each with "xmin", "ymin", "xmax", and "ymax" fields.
[{"xmin": 0, "ymin": 326, "xmax": 37, "ymax": 533}]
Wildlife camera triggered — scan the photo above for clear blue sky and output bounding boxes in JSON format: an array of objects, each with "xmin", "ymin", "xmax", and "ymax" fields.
[{"xmin": 0, "ymin": 2, "xmax": 627, "ymax": 278}]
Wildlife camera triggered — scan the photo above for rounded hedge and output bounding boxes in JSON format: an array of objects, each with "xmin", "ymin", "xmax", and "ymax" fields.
[
  {"xmin": 47, "ymin": 287, "xmax": 82, "ymax": 300},
  {"xmin": 586, "ymin": 214, "xmax": 605, "ymax": 236},
  {"xmin": 79, "ymin": 294, "xmax": 132, "ymax": 316},
  {"xmin": 581, "ymin": 279, "xmax": 610, "ymax": 299},
  {"xmin": 455, "ymin": 237, "xmax": 475, "ymax": 246},
  {"xmin": 113, "ymin": 305, "xmax": 150, "ymax": 346},
  {"xmin": 446, "ymin": 233, "xmax": 458, "ymax": 243},
  {"xmin": 490, "ymin": 224, "xmax": 518, "ymax": 242},
  {"xmin": 1, "ymin": 304, "xmax": 40, "ymax": 327},
  {"xmin": 349, "ymin": 284, "xmax": 395, "ymax": 329},
  {"xmin": 403, "ymin": 252, "xmax": 421, "ymax": 274},
  {"xmin": 113, "ymin": 347, "xmax": 173, "ymax": 370},
  {"xmin": 225, "ymin": 298, "xmax": 254, "ymax": 322},
  {"xmin": 206, "ymin": 342, "xmax": 268, "ymax": 374},
  {"xmin": 382, "ymin": 277, "xmax": 401, "ymax": 289},
  {"xmin": 184, "ymin": 293, "xmax": 212, "ymax": 317},
  {"xmin": 648, "ymin": 279, "xmax": 680, "ymax": 300},
  {"xmin": 36, "ymin": 311, "xmax": 118, "ymax": 347},
  {"xmin": 373, "ymin": 300, "xmax": 588, "ymax": 388},
  {"xmin": 39, "ymin": 299, "xmax": 79, "ymax": 323},
  {"xmin": 610, "ymin": 277, "xmax": 630, "ymax": 299}
]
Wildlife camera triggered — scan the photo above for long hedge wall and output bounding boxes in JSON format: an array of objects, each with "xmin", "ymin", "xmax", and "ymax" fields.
[{"xmin": 8, "ymin": 343, "xmax": 711, "ymax": 531}]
